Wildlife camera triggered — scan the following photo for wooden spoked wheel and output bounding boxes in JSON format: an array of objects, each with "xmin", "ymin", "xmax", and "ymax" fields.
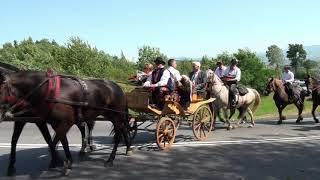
[
  {"xmin": 156, "ymin": 117, "xmax": 176, "ymax": 150},
  {"xmin": 128, "ymin": 117, "xmax": 138, "ymax": 142},
  {"xmin": 192, "ymin": 105, "xmax": 213, "ymax": 140}
]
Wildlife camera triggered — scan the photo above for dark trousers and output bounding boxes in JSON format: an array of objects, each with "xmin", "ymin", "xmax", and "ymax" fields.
[
  {"xmin": 284, "ymin": 82, "xmax": 294, "ymax": 101},
  {"xmin": 152, "ymin": 87, "xmax": 170, "ymax": 109},
  {"xmin": 226, "ymin": 82, "xmax": 238, "ymax": 107}
]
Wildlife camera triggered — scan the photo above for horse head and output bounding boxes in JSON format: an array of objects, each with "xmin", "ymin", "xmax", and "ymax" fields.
[
  {"xmin": 264, "ymin": 77, "xmax": 275, "ymax": 95},
  {"xmin": 305, "ymin": 75, "xmax": 319, "ymax": 93}
]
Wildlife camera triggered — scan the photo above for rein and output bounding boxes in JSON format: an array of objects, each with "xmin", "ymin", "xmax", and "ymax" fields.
[{"xmin": 2, "ymin": 76, "xmax": 50, "ymax": 116}]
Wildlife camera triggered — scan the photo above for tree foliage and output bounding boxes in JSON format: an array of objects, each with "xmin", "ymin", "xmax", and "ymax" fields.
[
  {"xmin": 266, "ymin": 45, "xmax": 284, "ymax": 73},
  {"xmin": 137, "ymin": 46, "xmax": 167, "ymax": 69},
  {"xmin": 0, "ymin": 37, "xmax": 280, "ymax": 94},
  {"xmin": 286, "ymin": 44, "xmax": 307, "ymax": 72}
]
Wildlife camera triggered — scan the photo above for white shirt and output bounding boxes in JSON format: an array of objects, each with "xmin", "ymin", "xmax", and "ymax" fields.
[
  {"xmin": 167, "ymin": 66, "xmax": 182, "ymax": 82},
  {"xmin": 214, "ymin": 66, "xmax": 226, "ymax": 78},
  {"xmin": 143, "ymin": 69, "xmax": 171, "ymax": 87},
  {"xmin": 223, "ymin": 66, "xmax": 241, "ymax": 81},
  {"xmin": 282, "ymin": 70, "xmax": 294, "ymax": 84}
]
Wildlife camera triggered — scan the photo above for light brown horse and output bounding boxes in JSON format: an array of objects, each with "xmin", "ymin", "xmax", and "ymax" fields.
[
  {"xmin": 265, "ymin": 78, "xmax": 308, "ymax": 124},
  {"xmin": 206, "ymin": 73, "xmax": 261, "ymax": 130},
  {"xmin": 304, "ymin": 76, "xmax": 320, "ymax": 123}
]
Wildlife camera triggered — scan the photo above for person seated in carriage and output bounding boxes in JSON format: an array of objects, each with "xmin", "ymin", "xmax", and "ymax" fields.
[
  {"xmin": 128, "ymin": 63, "xmax": 153, "ymax": 85},
  {"xmin": 222, "ymin": 58, "xmax": 241, "ymax": 108},
  {"xmin": 143, "ymin": 57, "xmax": 180, "ymax": 108},
  {"xmin": 188, "ymin": 61, "xmax": 207, "ymax": 99},
  {"xmin": 282, "ymin": 65, "xmax": 295, "ymax": 102}
]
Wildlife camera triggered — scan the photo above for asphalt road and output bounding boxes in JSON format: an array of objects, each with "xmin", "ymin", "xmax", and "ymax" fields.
[{"xmin": 0, "ymin": 117, "xmax": 320, "ymax": 180}]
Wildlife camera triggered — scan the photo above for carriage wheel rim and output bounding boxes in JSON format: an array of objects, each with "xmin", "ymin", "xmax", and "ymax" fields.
[
  {"xmin": 156, "ymin": 117, "xmax": 176, "ymax": 150},
  {"xmin": 192, "ymin": 105, "xmax": 213, "ymax": 140}
]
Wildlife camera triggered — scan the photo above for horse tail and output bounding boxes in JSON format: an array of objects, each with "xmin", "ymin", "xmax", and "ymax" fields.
[{"xmin": 251, "ymin": 89, "xmax": 261, "ymax": 113}]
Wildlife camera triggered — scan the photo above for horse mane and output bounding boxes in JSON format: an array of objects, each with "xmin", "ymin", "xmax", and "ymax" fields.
[
  {"xmin": 180, "ymin": 75, "xmax": 192, "ymax": 102},
  {"xmin": 207, "ymin": 73, "xmax": 223, "ymax": 85}
]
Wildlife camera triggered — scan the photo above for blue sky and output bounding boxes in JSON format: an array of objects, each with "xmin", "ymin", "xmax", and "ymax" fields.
[{"xmin": 1, "ymin": 0, "xmax": 320, "ymax": 60}]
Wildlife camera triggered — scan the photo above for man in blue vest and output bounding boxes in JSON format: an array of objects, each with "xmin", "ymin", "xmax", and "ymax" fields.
[{"xmin": 143, "ymin": 57, "xmax": 172, "ymax": 108}]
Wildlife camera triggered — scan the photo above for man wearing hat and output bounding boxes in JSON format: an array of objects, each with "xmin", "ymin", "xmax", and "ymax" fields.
[
  {"xmin": 143, "ymin": 57, "xmax": 171, "ymax": 108},
  {"xmin": 214, "ymin": 61, "xmax": 227, "ymax": 78},
  {"xmin": 282, "ymin": 65, "xmax": 295, "ymax": 102},
  {"xmin": 189, "ymin": 61, "xmax": 207, "ymax": 90},
  {"xmin": 222, "ymin": 58, "xmax": 241, "ymax": 108}
]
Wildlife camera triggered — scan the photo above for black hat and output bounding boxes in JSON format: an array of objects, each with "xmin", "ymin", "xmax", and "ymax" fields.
[
  {"xmin": 154, "ymin": 57, "xmax": 166, "ymax": 65},
  {"xmin": 231, "ymin": 58, "xmax": 239, "ymax": 64},
  {"xmin": 284, "ymin": 65, "xmax": 291, "ymax": 69}
]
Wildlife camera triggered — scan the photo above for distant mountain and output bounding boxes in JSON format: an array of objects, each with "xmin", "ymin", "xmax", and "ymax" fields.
[{"xmin": 304, "ymin": 45, "xmax": 320, "ymax": 60}]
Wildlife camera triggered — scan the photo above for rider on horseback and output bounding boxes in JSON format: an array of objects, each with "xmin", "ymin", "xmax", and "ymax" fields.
[
  {"xmin": 282, "ymin": 65, "xmax": 295, "ymax": 102},
  {"xmin": 222, "ymin": 58, "xmax": 241, "ymax": 108}
]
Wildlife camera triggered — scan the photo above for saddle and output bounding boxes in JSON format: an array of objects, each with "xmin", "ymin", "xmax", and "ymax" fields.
[{"xmin": 237, "ymin": 84, "xmax": 249, "ymax": 96}]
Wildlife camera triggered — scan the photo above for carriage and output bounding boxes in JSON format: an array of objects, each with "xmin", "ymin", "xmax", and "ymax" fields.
[{"xmin": 126, "ymin": 87, "xmax": 216, "ymax": 150}]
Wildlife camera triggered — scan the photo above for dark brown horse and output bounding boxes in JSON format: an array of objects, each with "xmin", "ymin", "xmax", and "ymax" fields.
[
  {"xmin": 265, "ymin": 78, "xmax": 308, "ymax": 124},
  {"xmin": 0, "ymin": 65, "xmax": 94, "ymax": 176},
  {"xmin": 305, "ymin": 76, "xmax": 320, "ymax": 123},
  {"xmin": 0, "ymin": 70, "xmax": 131, "ymax": 175}
]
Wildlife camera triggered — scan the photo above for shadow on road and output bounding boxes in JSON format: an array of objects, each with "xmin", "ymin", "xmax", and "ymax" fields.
[{"xmin": 0, "ymin": 139, "xmax": 320, "ymax": 179}]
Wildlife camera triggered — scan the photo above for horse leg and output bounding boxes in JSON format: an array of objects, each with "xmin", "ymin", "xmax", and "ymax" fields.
[
  {"xmin": 277, "ymin": 104, "xmax": 286, "ymax": 124},
  {"xmin": 76, "ymin": 122, "xmax": 89, "ymax": 156},
  {"xmin": 105, "ymin": 121, "xmax": 121, "ymax": 167},
  {"xmin": 51, "ymin": 123, "xmax": 73, "ymax": 175},
  {"xmin": 295, "ymin": 102, "xmax": 303, "ymax": 123},
  {"xmin": 236, "ymin": 107, "xmax": 247, "ymax": 127},
  {"xmin": 227, "ymin": 108, "xmax": 236, "ymax": 130},
  {"xmin": 121, "ymin": 124, "xmax": 133, "ymax": 156},
  {"xmin": 87, "ymin": 121, "xmax": 96, "ymax": 151},
  {"xmin": 35, "ymin": 122, "xmax": 62, "ymax": 168},
  {"xmin": 312, "ymin": 103, "xmax": 319, "ymax": 123},
  {"xmin": 247, "ymin": 108, "xmax": 255, "ymax": 128},
  {"xmin": 7, "ymin": 121, "xmax": 26, "ymax": 176}
]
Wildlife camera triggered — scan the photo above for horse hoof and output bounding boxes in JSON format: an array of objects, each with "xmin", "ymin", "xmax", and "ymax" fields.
[
  {"xmin": 277, "ymin": 120, "xmax": 282, "ymax": 125},
  {"xmin": 126, "ymin": 150, "xmax": 133, "ymax": 156},
  {"xmin": 62, "ymin": 168, "xmax": 72, "ymax": 176},
  {"xmin": 296, "ymin": 119, "xmax": 302, "ymax": 124},
  {"xmin": 7, "ymin": 167, "xmax": 16, "ymax": 176},
  {"xmin": 247, "ymin": 125, "xmax": 254, "ymax": 128},
  {"xmin": 104, "ymin": 160, "xmax": 114, "ymax": 167},
  {"xmin": 315, "ymin": 119, "xmax": 319, "ymax": 123},
  {"xmin": 89, "ymin": 145, "xmax": 96, "ymax": 152}
]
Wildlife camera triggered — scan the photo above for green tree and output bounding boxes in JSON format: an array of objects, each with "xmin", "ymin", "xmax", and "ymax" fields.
[
  {"xmin": 200, "ymin": 55, "xmax": 214, "ymax": 70},
  {"xmin": 286, "ymin": 44, "xmax": 307, "ymax": 72},
  {"xmin": 137, "ymin": 45, "xmax": 167, "ymax": 69},
  {"xmin": 213, "ymin": 51, "xmax": 233, "ymax": 67},
  {"xmin": 303, "ymin": 59, "xmax": 319, "ymax": 75},
  {"xmin": 266, "ymin": 45, "xmax": 284, "ymax": 74},
  {"xmin": 234, "ymin": 48, "xmax": 277, "ymax": 93}
]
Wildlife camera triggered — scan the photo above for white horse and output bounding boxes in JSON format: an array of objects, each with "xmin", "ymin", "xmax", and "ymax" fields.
[{"xmin": 206, "ymin": 73, "xmax": 261, "ymax": 130}]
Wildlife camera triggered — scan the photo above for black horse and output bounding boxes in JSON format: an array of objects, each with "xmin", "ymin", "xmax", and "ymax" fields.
[
  {"xmin": 305, "ymin": 76, "xmax": 320, "ymax": 123},
  {"xmin": 0, "ymin": 64, "xmax": 95, "ymax": 176},
  {"xmin": 0, "ymin": 70, "xmax": 131, "ymax": 175}
]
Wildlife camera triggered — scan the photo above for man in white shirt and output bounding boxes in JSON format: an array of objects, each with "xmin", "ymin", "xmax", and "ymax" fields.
[
  {"xmin": 143, "ymin": 57, "xmax": 170, "ymax": 108},
  {"xmin": 214, "ymin": 61, "xmax": 227, "ymax": 78},
  {"xmin": 167, "ymin": 59, "xmax": 182, "ymax": 92},
  {"xmin": 222, "ymin": 58, "xmax": 241, "ymax": 108},
  {"xmin": 282, "ymin": 65, "xmax": 295, "ymax": 102}
]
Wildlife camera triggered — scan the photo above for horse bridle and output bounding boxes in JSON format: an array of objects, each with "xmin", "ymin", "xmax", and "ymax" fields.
[{"xmin": 0, "ymin": 75, "xmax": 49, "ymax": 117}]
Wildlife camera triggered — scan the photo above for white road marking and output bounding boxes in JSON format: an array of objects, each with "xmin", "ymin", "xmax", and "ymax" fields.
[{"xmin": 1, "ymin": 135, "xmax": 320, "ymax": 149}]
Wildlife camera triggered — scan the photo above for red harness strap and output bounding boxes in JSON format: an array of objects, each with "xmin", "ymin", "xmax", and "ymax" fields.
[{"xmin": 46, "ymin": 69, "xmax": 61, "ymax": 110}]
